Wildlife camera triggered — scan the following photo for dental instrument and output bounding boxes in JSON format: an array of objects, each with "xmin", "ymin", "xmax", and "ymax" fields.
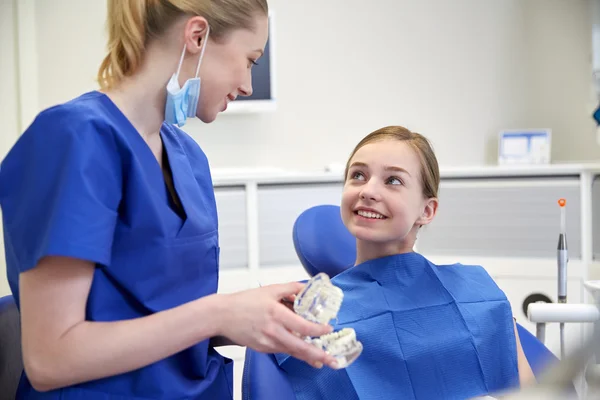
[{"xmin": 557, "ymin": 198, "xmax": 568, "ymax": 359}]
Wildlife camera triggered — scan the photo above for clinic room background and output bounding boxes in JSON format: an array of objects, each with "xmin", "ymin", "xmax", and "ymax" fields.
[{"xmin": 1, "ymin": 0, "xmax": 600, "ymax": 396}]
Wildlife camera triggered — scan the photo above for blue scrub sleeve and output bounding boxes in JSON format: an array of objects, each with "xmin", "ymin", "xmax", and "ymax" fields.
[{"xmin": 0, "ymin": 110, "xmax": 122, "ymax": 272}]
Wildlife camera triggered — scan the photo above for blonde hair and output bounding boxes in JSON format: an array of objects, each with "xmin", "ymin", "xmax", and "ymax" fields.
[
  {"xmin": 97, "ymin": 0, "xmax": 268, "ymax": 90},
  {"xmin": 344, "ymin": 126, "xmax": 440, "ymax": 199}
]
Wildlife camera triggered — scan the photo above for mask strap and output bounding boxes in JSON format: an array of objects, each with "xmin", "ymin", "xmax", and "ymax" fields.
[
  {"xmin": 175, "ymin": 45, "xmax": 187, "ymax": 77},
  {"xmin": 175, "ymin": 25, "xmax": 210, "ymax": 78},
  {"xmin": 194, "ymin": 25, "xmax": 210, "ymax": 78}
]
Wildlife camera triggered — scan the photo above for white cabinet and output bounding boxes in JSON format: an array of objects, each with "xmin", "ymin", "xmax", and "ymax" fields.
[{"xmin": 257, "ymin": 183, "xmax": 343, "ymax": 267}]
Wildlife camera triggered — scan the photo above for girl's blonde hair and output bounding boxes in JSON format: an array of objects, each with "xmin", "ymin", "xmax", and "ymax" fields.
[
  {"xmin": 97, "ymin": 0, "xmax": 268, "ymax": 90},
  {"xmin": 344, "ymin": 126, "xmax": 440, "ymax": 199}
]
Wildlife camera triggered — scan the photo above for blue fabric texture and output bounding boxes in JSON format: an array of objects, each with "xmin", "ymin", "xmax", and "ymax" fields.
[
  {"xmin": 275, "ymin": 252, "xmax": 520, "ymax": 400},
  {"xmin": 0, "ymin": 91, "xmax": 233, "ymax": 399}
]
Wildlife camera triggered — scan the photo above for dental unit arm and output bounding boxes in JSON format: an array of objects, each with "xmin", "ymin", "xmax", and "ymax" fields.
[
  {"xmin": 518, "ymin": 281, "xmax": 600, "ymax": 399},
  {"xmin": 483, "ymin": 198, "xmax": 600, "ymax": 399},
  {"xmin": 504, "ymin": 197, "xmax": 600, "ymax": 398}
]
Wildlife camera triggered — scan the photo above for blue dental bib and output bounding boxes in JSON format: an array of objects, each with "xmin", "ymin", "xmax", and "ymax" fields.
[{"xmin": 276, "ymin": 252, "xmax": 519, "ymax": 400}]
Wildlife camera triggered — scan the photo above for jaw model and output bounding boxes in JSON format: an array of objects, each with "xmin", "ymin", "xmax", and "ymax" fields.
[{"xmin": 293, "ymin": 273, "xmax": 363, "ymax": 369}]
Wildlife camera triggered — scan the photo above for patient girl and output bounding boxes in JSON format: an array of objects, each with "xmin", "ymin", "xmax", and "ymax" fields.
[{"xmin": 276, "ymin": 126, "xmax": 535, "ymax": 400}]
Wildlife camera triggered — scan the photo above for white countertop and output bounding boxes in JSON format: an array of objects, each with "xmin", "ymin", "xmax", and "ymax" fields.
[
  {"xmin": 210, "ymin": 163, "xmax": 600, "ymax": 186},
  {"xmin": 440, "ymin": 163, "xmax": 600, "ymax": 178}
]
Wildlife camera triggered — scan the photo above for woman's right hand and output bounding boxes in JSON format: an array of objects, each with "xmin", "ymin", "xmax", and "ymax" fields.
[{"xmin": 216, "ymin": 282, "xmax": 339, "ymax": 369}]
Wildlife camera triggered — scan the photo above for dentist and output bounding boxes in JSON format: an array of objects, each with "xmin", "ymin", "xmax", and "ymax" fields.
[{"xmin": 0, "ymin": 0, "xmax": 336, "ymax": 399}]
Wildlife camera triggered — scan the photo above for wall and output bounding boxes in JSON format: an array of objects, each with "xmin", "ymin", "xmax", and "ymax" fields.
[
  {"xmin": 523, "ymin": 0, "xmax": 600, "ymax": 164},
  {"xmin": 0, "ymin": 0, "xmax": 20, "ymax": 296},
  {"xmin": 26, "ymin": 0, "xmax": 600, "ymax": 173}
]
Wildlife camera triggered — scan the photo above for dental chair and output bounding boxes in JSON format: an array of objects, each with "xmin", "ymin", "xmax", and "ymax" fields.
[
  {"xmin": 241, "ymin": 205, "xmax": 560, "ymax": 399},
  {"xmin": 0, "ymin": 294, "xmax": 23, "ymax": 400}
]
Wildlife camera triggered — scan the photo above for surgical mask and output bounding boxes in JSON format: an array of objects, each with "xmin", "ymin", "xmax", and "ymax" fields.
[{"xmin": 165, "ymin": 27, "xmax": 210, "ymax": 127}]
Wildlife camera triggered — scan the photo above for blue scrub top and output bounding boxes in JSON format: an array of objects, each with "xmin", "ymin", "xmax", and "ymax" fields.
[{"xmin": 0, "ymin": 91, "xmax": 233, "ymax": 399}]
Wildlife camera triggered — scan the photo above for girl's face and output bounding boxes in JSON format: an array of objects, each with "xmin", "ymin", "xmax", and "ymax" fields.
[{"xmin": 341, "ymin": 139, "xmax": 437, "ymax": 262}]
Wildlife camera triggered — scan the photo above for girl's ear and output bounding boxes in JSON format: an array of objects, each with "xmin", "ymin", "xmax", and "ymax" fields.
[{"xmin": 416, "ymin": 198, "xmax": 438, "ymax": 226}]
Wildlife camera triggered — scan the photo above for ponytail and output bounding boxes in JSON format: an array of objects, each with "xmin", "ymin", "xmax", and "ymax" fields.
[{"xmin": 97, "ymin": 0, "xmax": 149, "ymax": 90}]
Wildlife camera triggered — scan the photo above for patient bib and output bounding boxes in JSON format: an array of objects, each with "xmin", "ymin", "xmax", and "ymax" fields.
[{"xmin": 275, "ymin": 252, "xmax": 519, "ymax": 400}]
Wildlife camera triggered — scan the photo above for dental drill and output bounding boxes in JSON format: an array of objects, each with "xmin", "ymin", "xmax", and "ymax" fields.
[{"xmin": 557, "ymin": 198, "xmax": 568, "ymax": 359}]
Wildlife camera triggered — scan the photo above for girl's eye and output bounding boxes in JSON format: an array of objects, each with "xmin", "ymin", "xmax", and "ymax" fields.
[
  {"xmin": 351, "ymin": 171, "xmax": 365, "ymax": 181},
  {"xmin": 387, "ymin": 176, "xmax": 403, "ymax": 185}
]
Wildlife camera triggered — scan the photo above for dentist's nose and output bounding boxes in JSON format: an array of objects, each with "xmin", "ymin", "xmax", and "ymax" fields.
[
  {"xmin": 238, "ymin": 71, "xmax": 253, "ymax": 97},
  {"xmin": 238, "ymin": 84, "xmax": 252, "ymax": 97}
]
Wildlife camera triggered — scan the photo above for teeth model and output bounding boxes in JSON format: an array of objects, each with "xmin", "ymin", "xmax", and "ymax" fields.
[
  {"xmin": 294, "ymin": 273, "xmax": 343, "ymax": 324},
  {"xmin": 294, "ymin": 273, "xmax": 363, "ymax": 369},
  {"xmin": 309, "ymin": 328, "xmax": 364, "ymax": 369}
]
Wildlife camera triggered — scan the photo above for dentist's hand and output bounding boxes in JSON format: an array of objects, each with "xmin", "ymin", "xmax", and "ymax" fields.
[{"xmin": 216, "ymin": 282, "xmax": 338, "ymax": 369}]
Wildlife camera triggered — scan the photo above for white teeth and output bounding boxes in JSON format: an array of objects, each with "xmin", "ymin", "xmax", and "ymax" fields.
[
  {"xmin": 294, "ymin": 273, "xmax": 363, "ymax": 369},
  {"xmin": 357, "ymin": 210, "xmax": 385, "ymax": 219},
  {"xmin": 317, "ymin": 328, "xmax": 355, "ymax": 344},
  {"xmin": 310, "ymin": 328, "xmax": 363, "ymax": 369}
]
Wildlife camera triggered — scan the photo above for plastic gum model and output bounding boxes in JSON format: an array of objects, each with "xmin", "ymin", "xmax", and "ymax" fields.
[{"xmin": 293, "ymin": 273, "xmax": 363, "ymax": 369}]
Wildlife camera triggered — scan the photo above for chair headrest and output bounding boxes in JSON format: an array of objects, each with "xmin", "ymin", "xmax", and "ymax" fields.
[{"xmin": 292, "ymin": 204, "xmax": 356, "ymax": 278}]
